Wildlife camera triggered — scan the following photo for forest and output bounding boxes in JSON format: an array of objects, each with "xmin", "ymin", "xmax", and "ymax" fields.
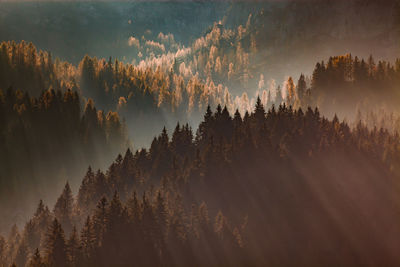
[
  {"xmin": 2, "ymin": 100, "xmax": 400, "ymax": 266},
  {"xmin": 0, "ymin": 38, "xmax": 400, "ymax": 266},
  {"xmin": 1, "ymin": 0, "xmax": 400, "ymax": 266}
]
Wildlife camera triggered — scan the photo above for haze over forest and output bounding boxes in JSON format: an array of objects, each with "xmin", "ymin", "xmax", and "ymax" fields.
[{"xmin": 0, "ymin": 0, "xmax": 400, "ymax": 266}]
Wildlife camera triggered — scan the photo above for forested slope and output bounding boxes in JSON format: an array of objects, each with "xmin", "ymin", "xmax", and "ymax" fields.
[{"xmin": 3, "ymin": 102, "xmax": 400, "ymax": 266}]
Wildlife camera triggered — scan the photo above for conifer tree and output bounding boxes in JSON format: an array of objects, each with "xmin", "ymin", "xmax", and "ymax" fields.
[
  {"xmin": 78, "ymin": 166, "xmax": 95, "ymax": 213},
  {"xmin": 92, "ymin": 197, "xmax": 108, "ymax": 246},
  {"xmin": 80, "ymin": 216, "xmax": 96, "ymax": 264},
  {"xmin": 53, "ymin": 182, "xmax": 74, "ymax": 234},
  {"xmin": 297, "ymin": 74, "xmax": 307, "ymax": 105},
  {"xmin": 45, "ymin": 219, "xmax": 68, "ymax": 267},
  {"xmin": 126, "ymin": 191, "xmax": 141, "ymax": 222},
  {"xmin": 254, "ymin": 96, "xmax": 266, "ymax": 122},
  {"xmin": 67, "ymin": 226, "xmax": 81, "ymax": 267}
]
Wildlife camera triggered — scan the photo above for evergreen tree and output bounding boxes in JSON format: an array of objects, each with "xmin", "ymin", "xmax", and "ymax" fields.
[
  {"xmin": 67, "ymin": 226, "xmax": 81, "ymax": 266},
  {"xmin": 53, "ymin": 182, "xmax": 74, "ymax": 234},
  {"xmin": 126, "ymin": 191, "xmax": 141, "ymax": 222},
  {"xmin": 254, "ymin": 96, "xmax": 266, "ymax": 122},
  {"xmin": 92, "ymin": 197, "xmax": 108, "ymax": 246},
  {"xmin": 45, "ymin": 219, "xmax": 68, "ymax": 267},
  {"xmin": 78, "ymin": 166, "xmax": 95, "ymax": 213},
  {"xmin": 297, "ymin": 74, "xmax": 307, "ymax": 105},
  {"xmin": 80, "ymin": 216, "xmax": 96, "ymax": 264}
]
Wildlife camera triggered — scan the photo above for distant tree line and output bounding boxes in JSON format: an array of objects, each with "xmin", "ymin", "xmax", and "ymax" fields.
[
  {"xmin": 0, "ymin": 41, "xmax": 76, "ymax": 97},
  {"xmin": 2, "ymin": 41, "xmax": 399, "ymax": 132},
  {"xmin": 307, "ymin": 54, "xmax": 400, "ymax": 110}
]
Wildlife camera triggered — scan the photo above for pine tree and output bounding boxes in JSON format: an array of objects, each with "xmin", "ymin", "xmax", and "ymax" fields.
[
  {"xmin": 53, "ymin": 182, "xmax": 74, "ymax": 234},
  {"xmin": 297, "ymin": 74, "xmax": 307, "ymax": 105},
  {"xmin": 23, "ymin": 219, "xmax": 37, "ymax": 253},
  {"xmin": 67, "ymin": 226, "xmax": 81, "ymax": 267},
  {"xmin": 78, "ymin": 166, "xmax": 95, "ymax": 213},
  {"xmin": 45, "ymin": 219, "xmax": 68, "ymax": 267},
  {"xmin": 93, "ymin": 170, "xmax": 109, "ymax": 203},
  {"xmin": 92, "ymin": 197, "xmax": 108, "ymax": 246},
  {"xmin": 34, "ymin": 200, "xmax": 45, "ymax": 217},
  {"xmin": 33, "ymin": 201, "xmax": 52, "ymax": 240},
  {"xmin": 106, "ymin": 192, "xmax": 124, "ymax": 231},
  {"xmin": 254, "ymin": 96, "xmax": 266, "ymax": 122},
  {"xmin": 80, "ymin": 216, "xmax": 96, "ymax": 264},
  {"xmin": 122, "ymin": 148, "xmax": 135, "ymax": 189},
  {"xmin": 126, "ymin": 191, "xmax": 141, "ymax": 222},
  {"xmin": 197, "ymin": 105, "xmax": 213, "ymax": 144}
]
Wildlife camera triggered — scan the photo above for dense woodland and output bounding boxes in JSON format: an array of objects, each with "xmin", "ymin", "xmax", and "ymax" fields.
[
  {"xmin": 1, "ymin": 41, "xmax": 399, "ymax": 126},
  {"xmin": 0, "ymin": 86, "xmax": 127, "ymax": 231},
  {"xmin": 1, "ymin": 99, "xmax": 400, "ymax": 266},
  {"xmin": 0, "ymin": 34, "xmax": 400, "ymax": 267},
  {"xmin": 309, "ymin": 55, "xmax": 400, "ymax": 116},
  {"xmin": 0, "ymin": 0, "xmax": 399, "ymax": 265}
]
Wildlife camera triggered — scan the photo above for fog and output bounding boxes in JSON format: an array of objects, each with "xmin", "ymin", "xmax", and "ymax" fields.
[{"xmin": 0, "ymin": 0, "xmax": 399, "ymax": 256}]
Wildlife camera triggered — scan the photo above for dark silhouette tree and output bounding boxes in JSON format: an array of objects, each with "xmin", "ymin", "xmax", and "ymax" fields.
[{"xmin": 45, "ymin": 219, "xmax": 68, "ymax": 267}]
